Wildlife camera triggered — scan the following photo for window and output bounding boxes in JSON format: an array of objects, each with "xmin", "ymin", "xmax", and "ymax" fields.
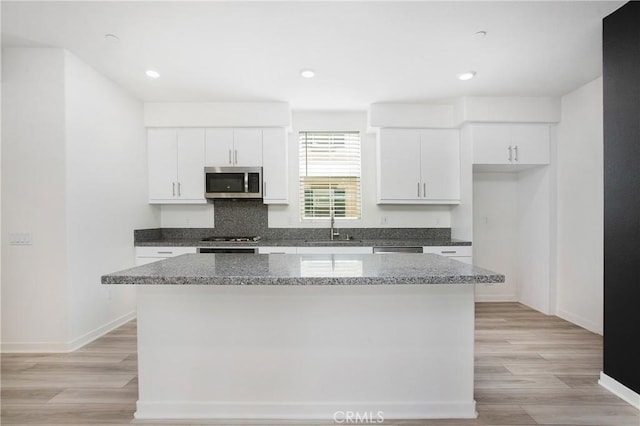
[{"xmin": 299, "ymin": 131, "xmax": 361, "ymax": 220}]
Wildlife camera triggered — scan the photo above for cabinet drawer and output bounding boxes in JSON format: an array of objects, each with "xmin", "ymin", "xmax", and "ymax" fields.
[
  {"xmin": 135, "ymin": 246, "xmax": 197, "ymax": 257},
  {"xmin": 258, "ymin": 247, "xmax": 297, "ymax": 254},
  {"xmin": 422, "ymin": 246, "xmax": 472, "ymax": 257}
]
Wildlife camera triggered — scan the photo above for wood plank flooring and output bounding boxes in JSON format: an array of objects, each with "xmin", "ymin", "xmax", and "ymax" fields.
[{"xmin": 1, "ymin": 303, "xmax": 638, "ymax": 425}]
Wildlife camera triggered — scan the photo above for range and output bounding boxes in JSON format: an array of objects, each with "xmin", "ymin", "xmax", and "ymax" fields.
[{"xmin": 197, "ymin": 236, "xmax": 261, "ymax": 254}]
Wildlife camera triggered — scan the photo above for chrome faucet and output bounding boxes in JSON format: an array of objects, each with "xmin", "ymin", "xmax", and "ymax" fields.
[{"xmin": 330, "ymin": 210, "xmax": 340, "ymax": 240}]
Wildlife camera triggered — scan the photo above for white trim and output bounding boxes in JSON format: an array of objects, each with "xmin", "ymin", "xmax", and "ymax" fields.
[
  {"xmin": 67, "ymin": 311, "xmax": 136, "ymax": 352},
  {"xmin": 557, "ymin": 308, "xmax": 603, "ymax": 335},
  {"xmin": 135, "ymin": 401, "xmax": 477, "ymax": 420},
  {"xmin": 0, "ymin": 311, "xmax": 136, "ymax": 353},
  {"xmin": 599, "ymin": 372, "xmax": 640, "ymax": 409}
]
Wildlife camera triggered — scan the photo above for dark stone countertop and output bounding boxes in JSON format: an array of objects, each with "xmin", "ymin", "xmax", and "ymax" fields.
[
  {"xmin": 103, "ymin": 253, "xmax": 502, "ymax": 286},
  {"xmin": 134, "ymin": 238, "xmax": 471, "ymax": 248}
]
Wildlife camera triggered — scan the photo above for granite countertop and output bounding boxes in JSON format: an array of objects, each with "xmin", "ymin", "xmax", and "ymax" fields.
[
  {"xmin": 102, "ymin": 253, "xmax": 503, "ymax": 286},
  {"xmin": 134, "ymin": 238, "xmax": 472, "ymax": 248}
]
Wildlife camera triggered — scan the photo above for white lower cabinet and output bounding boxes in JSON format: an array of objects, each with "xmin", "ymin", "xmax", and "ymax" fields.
[
  {"xmin": 296, "ymin": 247, "xmax": 373, "ymax": 255},
  {"xmin": 135, "ymin": 247, "xmax": 197, "ymax": 266},
  {"xmin": 257, "ymin": 247, "xmax": 297, "ymax": 254},
  {"xmin": 422, "ymin": 246, "xmax": 472, "ymax": 264}
]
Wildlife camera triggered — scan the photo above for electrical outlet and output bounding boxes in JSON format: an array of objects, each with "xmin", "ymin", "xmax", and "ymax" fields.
[{"xmin": 9, "ymin": 233, "xmax": 32, "ymax": 245}]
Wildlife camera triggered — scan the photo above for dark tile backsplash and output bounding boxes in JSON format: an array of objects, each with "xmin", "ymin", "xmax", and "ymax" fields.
[{"xmin": 135, "ymin": 199, "xmax": 451, "ymax": 242}]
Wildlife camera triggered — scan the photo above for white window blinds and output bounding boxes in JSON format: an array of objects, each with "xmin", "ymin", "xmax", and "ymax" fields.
[{"xmin": 299, "ymin": 131, "xmax": 362, "ymax": 219}]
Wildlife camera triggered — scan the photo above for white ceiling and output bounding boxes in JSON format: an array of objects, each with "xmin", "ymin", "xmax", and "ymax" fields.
[{"xmin": 1, "ymin": 1, "xmax": 624, "ymax": 110}]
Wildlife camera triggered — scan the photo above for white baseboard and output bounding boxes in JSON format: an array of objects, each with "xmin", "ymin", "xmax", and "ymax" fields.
[
  {"xmin": 135, "ymin": 401, "xmax": 477, "ymax": 420},
  {"xmin": 557, "ymin": 309, "xmax": 603, "ymax": 335},
  {"xmin": 0, "ymin": 311, "xmax": 136, "ymax": 353},
  {"xmin": 599, "ymin": 372, "xmax": 640, "ymax": 409},
  {"xmin": 67, "ymin": 311, "xmax": 136, "ymax": 352}
]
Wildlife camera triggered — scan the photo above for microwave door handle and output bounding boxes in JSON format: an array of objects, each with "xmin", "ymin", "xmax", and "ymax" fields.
[{"xmin": 244, "ymin": 172, "xmax": 249, "ymax": 193}]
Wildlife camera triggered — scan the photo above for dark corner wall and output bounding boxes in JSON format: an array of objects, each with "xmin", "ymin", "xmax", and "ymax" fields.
[{"xmin": 603, "ymin": 1, "xmax": 640, "ymax": 394}]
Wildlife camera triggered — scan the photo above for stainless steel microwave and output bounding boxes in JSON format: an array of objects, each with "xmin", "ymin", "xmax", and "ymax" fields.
[{"xmin": 204, "ymin": 167, "xmax": 263, "ymax": 199}]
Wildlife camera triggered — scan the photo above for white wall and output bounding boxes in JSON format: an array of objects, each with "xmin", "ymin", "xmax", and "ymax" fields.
[
  {"xmin": 64, "ymin": 52, "xmax": 159, "ymax": 347},
  {"xmin": 517, "ymin": 166, "xmax": 556, "ymax": 315},
  {"xmin": 555, "ymin": 77, "xmax": 603, "ymax": 334},
  {"xmin": 1, "ymin": 48, "xmax": 160, "ymax": 352},
  {"xmin": 472, "ymin": 172, "xmax": 519, "ymax": 302},
  {"xmin": 268, "ymin": 111, "xmax": 452, "ymax": 228},
  {"xmin": 1, "ymin": 48, "xmax": 70, "ymax": 349}
]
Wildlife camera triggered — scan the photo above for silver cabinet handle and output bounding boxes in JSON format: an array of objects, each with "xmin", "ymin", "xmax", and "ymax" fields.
[
  {"xmin": 417, "ymin": 182, "xmax": 421, "ymax": 198},
  {"xmin": 157, "ymin": 251, "xmax": 173, "ymax": 254},
  {"xmin": 423, "ymin": 182, "xmax": 426, "ymax": 197},
  {"xmin": 172, "ymin": 182, "xmax": 176, "ymax": 196},
  {"xmin": 234, "ymin": 149, "xmax": 238, "ymax": 164},
  {"xmin": 514, "ymin": 145, "xmax": 519, "ymax": 162},
  {"xmin": 178, "ymin": 182, "xmax": 181, "ymax": 196},
  {"xmin": 228, "ymin": 149, "xmax": 232, "ymax": 164},
  {"xmin": 441, "ymin": 250, "xmax": 457, "ymax": 254},
  {"xmin": 508, "ymin": 146, "xmax": 513, "ymax": 162}
]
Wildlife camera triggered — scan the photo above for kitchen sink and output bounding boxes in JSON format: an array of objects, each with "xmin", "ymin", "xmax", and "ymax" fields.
[{"xmin": 303, "ymin": 239, "xmax": 363, "ymax": 244}]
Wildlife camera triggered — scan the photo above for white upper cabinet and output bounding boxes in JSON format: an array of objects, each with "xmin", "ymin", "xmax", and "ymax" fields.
[
  {"xmin": 148, "ymin": 128, "xmax": 206, "ymax": 204},
  {"xmin": 262, "ymin": 128, "xmax": 289, "ymax": 204},
  {"xmin": 205, "ymin": 128, "xmax": 263, "ymax": 167},
  {"xmin": 378, "ymin": 129, "xmax": 422, "ymax": 202},
  {"xmin": 472, "ymin": 124, "xmax": 549, "ymax": 166},
  {"xmin": 377, "ymin": 128, "xmax": 460, "ymax": 204},
  {"xmin": 420, "ymin": 129, "xmax": 460, "ymax": 202}
]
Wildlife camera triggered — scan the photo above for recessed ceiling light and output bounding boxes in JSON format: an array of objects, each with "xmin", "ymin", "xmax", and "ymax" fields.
[
  {"xmin": 145, "ymin": 69, "xmax": 160, "ymax": 79},
  {"xmin": 458, "ymin": 71, "xmax": 476, "ymax": 81},
  {"xmin": 473, "ymin": 31, "xmax": 487, "ymax": 39},
  {"xmin": 105, "ymin": 33, "xmax": 120, "ymax": 43},
  {"xmin": 300, "ymin": 69, "xmax": 315, "ymax": 79}
]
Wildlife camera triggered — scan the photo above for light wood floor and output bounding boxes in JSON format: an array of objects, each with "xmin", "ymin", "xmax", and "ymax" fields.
[{"xmin": 1, "ymin": 303, "xmax": 638, "ymax": 425}]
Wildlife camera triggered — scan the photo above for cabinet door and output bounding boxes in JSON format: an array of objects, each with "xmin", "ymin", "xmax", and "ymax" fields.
[
  {"xmin": 471, "ymin": 125, "xmax": 511, "ymax": 164},
  {"xmin": 511, "ymin": 125, "xmax": 550, "ymax": 165},
  {"xmin": 377, "ymin": 129, "xmax": 422, "ymax": 202},
  {"xmin": 148, "ymin": 128, "xmax": 178, "ymax": 202},
  {"xmin": 420, "ymin": 129, "xmax": 460, "ymax": 202},
  {"xmin": 258, "ymin": 247, "xmax": 297, "ymax": 254},
  {"xmin": 297, "ymin": 247, "xmax": 372, "ymax": 254},
  {"xmin": 233, "ymin": 128, "xmax": 263, "ymax": 167},
  {"xmin": 262, "ymin": 128, "xmax": 288, "ymax": 204},
  {"xmin": 177, "ymin": 129, "xmax": 206, "ymax": 202},
  {"xmin": 205, "ymin": 128, "xmax": 234, "ymax": 167}
]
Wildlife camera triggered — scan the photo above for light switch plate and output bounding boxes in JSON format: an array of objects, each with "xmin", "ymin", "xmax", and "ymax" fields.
[{"xmin": 8, "ymin": 233, "xmax": 32, "ymax": 245}]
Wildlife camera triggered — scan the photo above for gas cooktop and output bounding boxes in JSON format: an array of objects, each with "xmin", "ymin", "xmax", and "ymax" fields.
[{"xmin": 199, "ymin": 236, "xmax": 261, "ymax": 243}]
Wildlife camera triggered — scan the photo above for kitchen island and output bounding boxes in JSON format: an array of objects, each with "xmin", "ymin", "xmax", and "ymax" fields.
[{"xmin": 102, "ymin": 253, "xmax": 503, "ymax": 421}]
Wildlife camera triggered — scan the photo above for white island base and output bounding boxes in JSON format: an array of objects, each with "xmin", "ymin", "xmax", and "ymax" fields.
[{"xmin": 135, "ymin": 284, "xmax": 476, "ymax": 421}]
